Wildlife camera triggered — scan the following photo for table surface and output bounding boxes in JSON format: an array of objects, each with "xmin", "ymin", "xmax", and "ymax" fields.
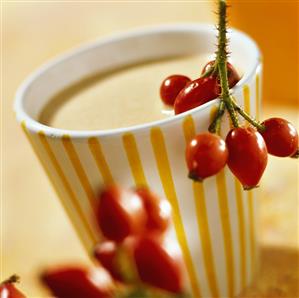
[{"xmin": 2, "ymin": 2, "xmax": 298, "ymax": 297}]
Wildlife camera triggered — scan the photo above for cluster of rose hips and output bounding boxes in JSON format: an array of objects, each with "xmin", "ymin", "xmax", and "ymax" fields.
[
  {"xmin": 39, "ymin": 186, "xmax": 186, "ymax": 298},
  {"xmin": 160, "ymin": 61, "xmax": 240, "ymax": 115},
  {"xmin": 160, "ymin": 61, "xmax": 298, "ymax": 189}
]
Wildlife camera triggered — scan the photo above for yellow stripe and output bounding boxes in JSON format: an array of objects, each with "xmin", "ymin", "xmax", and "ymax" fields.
[
  {"xmin": 183, "ymin": 116, "xmax": 219, "ymax": 297},
  {"xmin": 88, "ymin": 137, "xmax": 114, "ymax": 186},
  {"xmin": 243, "ymin": 85, "xmax": 256, "ymax": 278},
  {"xmin": 227, "ymin": 105, "xmax": 247, "ymax": 289},
  {"xmin": 21, "ymin": 123, "xmax": 93, "ymax": 253},
  {"xmin": 243, "ymin": 85, "xmax": 251, "ymax": 127},
  {"xmin": 248, "ymin": 190, "xmax": 255, "ymax": 278},
  {"xmin": 31, "ymin": 128, "xmax": 97, "ymax": 250},
  {"xmin": 150, "ymin": 127, "xmax": 201, "ymax": 298},
  {"xmin": 255, "ymin": 74, "xmax": 260, "ymax": 120},
  {"xmin": 234, "ymin": 178, "xmax": 246, "ymax": 288},
  {"xmin": 216, "ymin": 171, "xmax": 235, "ymax": 297},
  {"xmin": 182, "ymin": 115, "xmax": 196, "ymax": 145},
  {"xmin": 122, "ymin": 133, "xmax": 148, "ymax": 187},
  {"xmin": 62, "ymin": 135, "xmax": 95, "ymax": 210}
]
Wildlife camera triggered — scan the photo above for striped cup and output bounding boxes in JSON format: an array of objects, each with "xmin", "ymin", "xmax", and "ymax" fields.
[{"xmin": 15, "ymin": 24, "xmax": 262, "ymax": 297}]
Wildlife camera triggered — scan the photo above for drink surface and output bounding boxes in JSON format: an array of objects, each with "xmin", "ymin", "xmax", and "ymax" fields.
[{"xmin": 39, "ymin": 54, "xmax": 215, "ymax": 131}]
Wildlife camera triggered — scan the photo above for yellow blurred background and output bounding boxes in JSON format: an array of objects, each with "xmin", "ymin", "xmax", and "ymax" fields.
[
  {"xmin": 229, "ymin": 0, "xmax": 299, "ymax": 107},
  {"xmin": 2, "ymin": 1, "xmax": 298, "ymax": 297}
]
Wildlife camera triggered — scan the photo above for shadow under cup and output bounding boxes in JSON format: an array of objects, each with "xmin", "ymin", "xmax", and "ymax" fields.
[{"xmin": 15, "ymin": 25, "xmax": 262, "ymax": 297}]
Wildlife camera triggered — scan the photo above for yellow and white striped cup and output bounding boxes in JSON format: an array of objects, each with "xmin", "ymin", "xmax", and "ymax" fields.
[{"xmin": 15, "ymin": 24, "xmax": 262, "ymax": 297}]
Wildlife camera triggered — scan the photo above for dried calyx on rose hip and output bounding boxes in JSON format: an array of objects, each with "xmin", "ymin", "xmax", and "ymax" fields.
[
  {"xmin": 0, "ymin": 275, "xmax": 26, "ymax": 298},
  {"xmin": 40, "ymin": 265, "xmax": 114, "ymax": 298}
]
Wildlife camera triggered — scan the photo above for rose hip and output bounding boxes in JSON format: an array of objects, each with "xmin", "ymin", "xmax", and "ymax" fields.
[
  {"xmin": 226, "ymin": 127, "xmax": 268, "ymax": 189},
  {"xmin": 160, "ymin": 75, "xmax": 191, "ymax": 106},
  {"xmin": 97, "ymin": 185, "xmax": 147, "ymax": 242},
  {"xmin": 186, "ymin": 132, "xmax": 228, "ymax": 181},
  {"xmin": 133, "ymin": 236, "xmax": 184, "ymax": 294},
  {"xmin": 260, "ymin": 117, "xmax": 298, "ymax": 157},
  {"xmin": 40, "ymin": 266, "xmax": 114, "ymax": 298},
  {"xmin": 135, "ymin": 187, "xmax": 171, "ymax": 234},
  {"xmin": 174, "ymin": 76, "xmax": 219, "ymax": 114}
]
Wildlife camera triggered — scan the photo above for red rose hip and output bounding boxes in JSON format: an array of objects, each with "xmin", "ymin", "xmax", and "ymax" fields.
[
  {"xmin": 40, "ymin": 266, "xmax": 113, "ymax": 298},
  {"xmin": 97, "ymin": 185, "xmax": 147, "ymax": 242},
  {"xmin": 135, "ymin": 187, "xmax": 171, "ymax": 234},
  {"xmin": 174, "ymin": 76, "xmax": 219, "ymax": 114},
  {"xmin": 160, "ymin": 75, "xmax": 191, "ymax": 106},
  {"xmin": 186, "ymin": 132, "xmax": 228, "ymax": 181},
  {"xmin": 226, "ymin": 127, "xmax": 268, "ymax": 189},
  {"xmin": 260, "ymin": 117, "xmax": 298, "ymax": 157},
  {"xmin": 0, "ymin": 275, "xmax": 26, "ymax": 298},
  {"xmin": 133, "ymin": 236, "xmax": 184, "ymax": 294}
]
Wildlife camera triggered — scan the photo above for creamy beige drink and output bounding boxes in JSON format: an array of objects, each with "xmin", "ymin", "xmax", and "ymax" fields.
[{"xmin": 39, "ymin": 54, "xmax": 215, "ymax": 130}]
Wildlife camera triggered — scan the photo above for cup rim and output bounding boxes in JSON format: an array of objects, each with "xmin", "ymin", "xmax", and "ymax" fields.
[{"xmin": 14, "ymin": 23, "xmax": 261, "ymax": 139}]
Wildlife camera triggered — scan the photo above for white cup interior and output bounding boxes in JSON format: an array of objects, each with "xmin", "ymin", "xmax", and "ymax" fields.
[{"xmin": 15, "ymin": 24, "xmax": 260, "ymax": 135}]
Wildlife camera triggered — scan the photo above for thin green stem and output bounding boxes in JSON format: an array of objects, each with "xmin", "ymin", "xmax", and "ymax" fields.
[
  {"xmin": 231, "ymin": 100, "xmax": 265, "ymax": 131},
  {"xmin": 208, "ymin": 100, "xmax": 225, "ymax": 134},
  {"xmin": 215, "ymin": 0, "xmax": 229, "ymax": 85},
  {"xmin": 200, "ymin": 60, "xmax": 219, "ymax": 78},
  {"xmin": 209, "ymin": 0, "xmax": 239, "ymax": 132},
  {"xmin": 216, "ymin": 0, "xmax": 239, "ymax": 128},
  {"xmin": 200, "ymin": 66, "xmax": 215, "ymax": 78}
]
